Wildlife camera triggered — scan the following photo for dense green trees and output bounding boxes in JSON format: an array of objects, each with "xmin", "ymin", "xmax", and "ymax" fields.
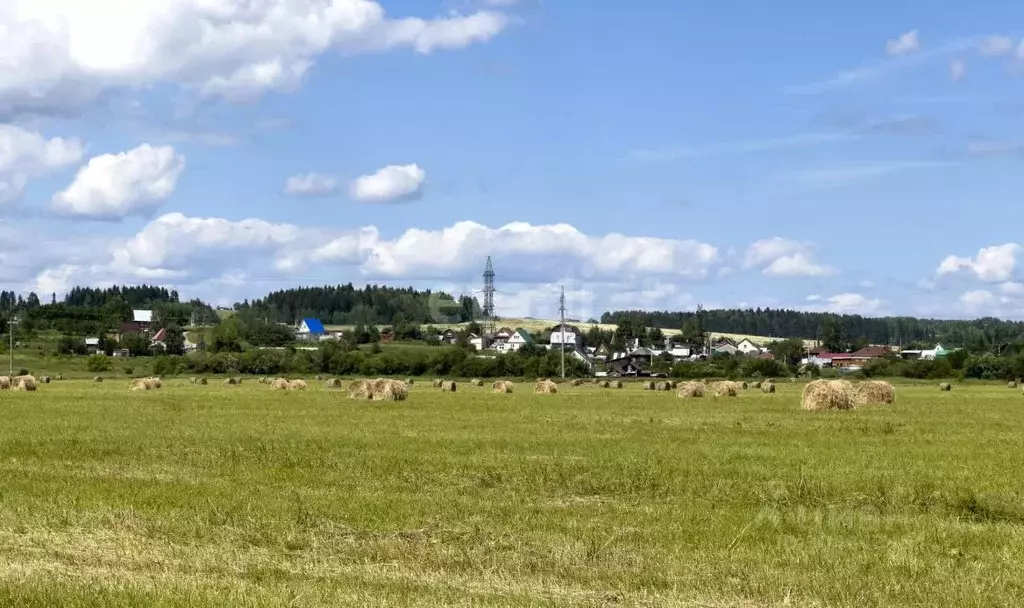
[{"xmin": 603, "ymin": 308, "xmax": 1024, "ymax": 351}]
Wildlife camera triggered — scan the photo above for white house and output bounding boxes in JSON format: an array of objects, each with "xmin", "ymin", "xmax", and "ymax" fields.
[
  {"xmin": 468, "ymin": 333, "xmax": 491, "ymax": 351},
  {"xmin": 497, "ymin": 328, "xmax": 533, "ymax": 352},
  {"xmin": 133, "ymin": 310, "xmax": 153, "ymax": 327},
  {"xmin": 736, "ymin": 338, "xmax": 765, "ymax": 356},
  {"xmin": 549, "ymin": 324, "xmax": 582, "ymax": 349},
  {"xmin": 296, "ymin": 318, "xmax": 326, "ymax": 341}
]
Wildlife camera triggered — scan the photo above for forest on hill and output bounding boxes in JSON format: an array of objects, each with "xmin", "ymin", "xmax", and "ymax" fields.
[
  {"xmin": 601, "ymin": 308, "xmax": 1024, "ymax": 351},
  {"xmin": 234, "ymin": 284, "xmax": 480, "ymax": 326}
]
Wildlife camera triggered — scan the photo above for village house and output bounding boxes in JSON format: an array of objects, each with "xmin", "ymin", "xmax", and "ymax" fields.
[
  {"xmin": 735, "ymin": 338, "xmax": 767, "ymax": 356},
  {"xmin": 549, "ymin": 323, "xmax": 583, "ymax": 349},
  {"xmin": 438, "ymin": 329, "xmax": 458, "ymax": 345},
  {"xmin": 133, "ymin": 310, "xmax": 153, "ymax": 330},
  {"xmin": 496, "ymin": 328, "xmax": 533, "ymax": 353},
  {"xmin": 295, "ymin": 318, "xmax": 326, "ymax": 342}
]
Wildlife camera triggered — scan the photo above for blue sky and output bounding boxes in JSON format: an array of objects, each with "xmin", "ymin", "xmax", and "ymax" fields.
[{"xmin": 3, "ymin": 0, "xmax": 1024, "ymax": 321}]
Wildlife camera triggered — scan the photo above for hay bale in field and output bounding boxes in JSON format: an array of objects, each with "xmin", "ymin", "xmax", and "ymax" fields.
[
  {"xmin": 0, "ymin": 376, "xmax": 10, "ymax": 390},
  {"xmin": 190, "ymin": 376, "xmax": 198, "ymax": 384},
  {"xmin": 611, "ymin": 380, "xmax": 624, "ymax": 389},
  {"xmin": 570, "ymin": 378, "xmax": 585, "ymax": 387},
  {"xmin": 855, "ymin": 380, "xmax": 895, "ymax": 405},
  {"xmin": 761, "ymin": 382, "xmax": 776, "ymax": 393},
  {"xmin": 492, "ymin": 380, "xmax": 514, "ymax": 393},
  {"xmin": 592, "ymin": 378, "xmax": 601, "ymax": 385},
  {"xmin": 371, "ymin": 378, "xmax": 408, "ymax": 401},
  {"xmin": 432, "ymin": 379, "xmax": 442, "ymax": 388},
  {"xmin": 224, "ymin": 377, "xmax": 238, "ymax": 385},
  {"xmin": 324, "ymin": 378, "xmax": 343, "ymax": 389},
  {"xmin": 751, "ymin": 381, "xmax": 762, "ymax": 389},
  {"xmin": 271, "ymin": 378, "xmax": 292, "ymax": 391},
  {"xmin": 801, "ymin": 379, "xmax": 857, "ymax": 411},
  {"xmin": 287, "ymin": 379, "xmax": 307, "ymax": 390},
  {"xmin": 712, "ymin": 381, "xmax": 739, "ymax": 398},
  {"xmin": 198, "ymin": 377, "xmax": 207, "ymax": 385},
  {"xmin": 677, "ymin": 381, "xmax": 704, "ymax": 398},
  {"xmin": 440, "ymin": 380, "xmax": 457, "ymax": 392},
  {"xmin": 642, "ymin": 381, "xmax": 655, "ymax": 391},
  {"xmin": 471, "ymin": 378, "xmax": 484, "ymax": 387},
  {"xmin": 93, "ymin": 376, "xmax": 103, "ymax": 383},
  {"xmin": 147, "ymin": 377, "xmax": 162, "ymax": 389},
  {"xmin": 41, "ymin": 376, "xmax": 51, "ymax": 384},
  {"xmin": 14, "ymin": 375, "xmax": 37, "ymax": 385},
  {"xmin": 347, "ymin": 379, "xmax": 372, "ymax": 399},
  {"xmin": 314, "ymin": 374, "xmax": 325, "ymax": 381},
  {"xmin": 939, "ymin": 382, "xmax": 952, "ymax": 391},
  {"xmin": 15, "ymin": 377, "xmax": 36, "ymax": 392},
  {"xmin": 257, "ymin": 376, "xmax": 267, "ymax": 384},
  {"xmin": 669, "ymin": 381, "xmax": 678, "ymax": 389},
  {"xmin": 740, "ymin": 381, "xmax": 749, "ymax": 389},
  {"xmin": 600, "ymin": 380, "xmax": 611, "ymax": 388},
  {"xmin": 129, "ymin": 378, "xmax": 150, "ymax": 391},
  {"xmin": 534, "ymin": 379, "xmax": 558, "ymax": 394},
  {"xmin": 1010, "ymin": 381, "xmax": 1018, "ymax": 389},
  {"xmin": 655, "ymin": 381, "xmax": 672, "ymax": 391}
]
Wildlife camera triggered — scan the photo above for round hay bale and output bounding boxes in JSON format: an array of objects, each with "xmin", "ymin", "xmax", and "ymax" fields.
[
  {"xmin": 287, "ymin": 379, "xmax": 307, "ymax": 390},
  {"xmin": 751, "ymin": 381, "xmax": 762, "ymax": 389},
  {"xmin": 147, "ymin": 377, "xmax": 162, "ymax": 389},
  {"xmin": 198, "ymin": 377, "xmax": 208, "ymax": 385},
  {"xmin": 642, "ymin": 381, "xmax": 655, "ymax": 391},
  {"xmin": 611, "ymin": 380, "xmax": 624, "ymax": 389},
  {"xmin": 711, "ymin": 381, "xmax": 739, "ymax": 398},
  {"xmin": 224, "ymin": 377, "xmax": 238, "ymax": 385},
  {"xmin": 761, "ymin": 382, "xmax": 776, "ymax": 393},
  {"xmin": 372, "ymin": 378, "xmax": 408, "ymax": 401},
  {"xmin": 190, "ymin": 376, "xmax": 199, "ymax": 384},
  {"xmin": 600, "ymin": 380, "xmax": 611, "ymax": 388},
  {"xmin": 654, "ymin": 381, "xmax": 669, "ymax": 391},
  {"xmin": 492, "ymin": 380, "xmax": 514, "ymax": 393},
  {"xmin": 802, "ymin": 379, "xmax": 856, "ymax": 411},
  {"xmin": 669, "ymin": 381, "xmax": 678, "ymax": 389},
  {"xmin": 271, "ymin": 378, "xmax": 291, "ymax": 391},
  {"xmin": 347, "ymin": 379, "xmax": 372, "ymax": 399},
  {"xmin": 570, "ymin": 378, "xmax": 584, "ymax": 387},
  {"xmin": 93, "ymin": 376, "xmax": 103, "ymax": 383},
  {"xmin": 855, "ymin": 380, "xmax": 895, "ymax": 405},
  {"xmin": 432, "ymin": 379, "xmax": 443, "ymax": 388},
  {"xmin": 440, "ymin": 380, "xmax": 457, "ymax": 392},
  {"xmin": 324, "ymin": 378, "xmax": 343, "ymax": 389},
  {"xmin": 129, "ymin": 378, "xmax": 150, "ymax": 391},
  {"xmin": 41, "ymin": 376, "xmax": 51, "ymax": 384},
  {"xmin": 740, "ymin": 381, "xmax": 749, "ymax": 389},
  {"xmin": 1010, "ymin": 381, "xmax": 1018, "ymax": 389},
  {"xmin": 677, "ymin": 381, "xmax": 704, "ymax": 398},
  {"xmin": 939, "ymin": 382, "xmax": 952, "ymax": 391},
  {"xmin": 314, "ymin": 374, "xmax": 325, "ymax": 381},
  {"xmin": 534, "ymin": 379, "xmax": 558, "ymax": 394},
  {"xmin": 56, "ymin": 374, "xmax": 63, "ymax": 381},
  {"xmin": 0, "ymin": 376, "xmax": 10, "ymax": 390},
  {"xmin": 471, "ymin": 378, "xmax": 484, "ymax": 387},
  {"xmin": 15, "ymin": 377, "xmax": 37, "ymax": 392}
]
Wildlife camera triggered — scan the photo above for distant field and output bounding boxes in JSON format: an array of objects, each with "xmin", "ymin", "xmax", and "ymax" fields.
[
  {"xmin": 328, "ymin": 317, "xmax": 816, "ymax": 347},
  {"xmin": 0, "ymin": 380, "xmax": 1022, "ymax": 606}
]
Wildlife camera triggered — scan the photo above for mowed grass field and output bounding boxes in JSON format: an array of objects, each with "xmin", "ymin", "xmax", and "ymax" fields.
[{"xmin": 1, "ymin": 380, "xmax": 1023, "ymax": 606}]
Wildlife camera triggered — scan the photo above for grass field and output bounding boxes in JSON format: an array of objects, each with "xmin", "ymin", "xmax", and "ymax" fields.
[{"xmin": 1, "ymin": 380, "xmax": 1023, "ymax": 606}]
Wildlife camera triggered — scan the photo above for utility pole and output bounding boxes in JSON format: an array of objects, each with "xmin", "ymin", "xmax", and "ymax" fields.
[
  {"xmin": 559, "ymin": 286, "xmax": 567, "ymax": 380},
  {"xmin": 8, "ymin": 314, "xmax": 17, "ymax": 376}
]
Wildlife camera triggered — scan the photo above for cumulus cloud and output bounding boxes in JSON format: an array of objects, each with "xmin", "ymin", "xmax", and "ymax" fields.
[
  {"xmin": 349, "ymin": 164, "xmax": 426, "ymax": 202},
  {"xmin": 805, "ymin": 293, "xmax": 883, "ymax": 315},
  {"xmin": 937, "ymin": 244, "xmax": 1019, "ymax": 282},
  {"xmin": 743, "ymin": 238, "xmax": 834, "ymax": 277},
  {"xmin": 886, "ymin": 30, "xmax": 920, "ymax": 56},
  {"xmin": 960, "ymin": 289, "xmax": 995, "ymax": 310},
  {"xmin": 950, "ymin": 59, "xmax": 967, "ymax": 82},
  {"xmin": 285, "ymin": 173, "xmax": 340, "ymax": 197},
  {"xmin": 51, "ymin": 144, "xmax": 185, "ymax": 219},
  {"xmin": 979, "ymin": 35, "xmax": 1015, "ymax": 57},
  {"xmin": 0, "ymin": 124, "xmax": 84, "ymax": 207},
  {"xmin": 0, "ymin": 1, "xmax": 509, "ymax": 113}
]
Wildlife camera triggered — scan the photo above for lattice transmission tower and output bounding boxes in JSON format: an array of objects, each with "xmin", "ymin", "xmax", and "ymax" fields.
[{"xmin": 482, "ymin": 256, "xmax": 496, "ymax": 335}]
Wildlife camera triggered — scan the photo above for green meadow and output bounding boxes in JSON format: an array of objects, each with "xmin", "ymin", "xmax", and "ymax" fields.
[{"xmin": 1, "ymin": 380, "xmax": 1022, "ymax": 607}]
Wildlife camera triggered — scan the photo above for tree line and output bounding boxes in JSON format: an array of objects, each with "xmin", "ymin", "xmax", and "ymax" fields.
[{"xmin": 602, "ymin": 308, "xmax": 1024, "ymax": 352}]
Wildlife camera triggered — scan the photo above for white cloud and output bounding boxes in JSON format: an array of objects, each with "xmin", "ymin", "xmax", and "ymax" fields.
[
  {"xmin": 285, "ymin": 173, "xmax": 340, "ymax": 197},
  {"xmin": 784, "ymin": 161, "xmax": 952, "ymax": 190},
  {"xmin": 937, "ymin": 243, "xmax": 1019, "ymax": 282},
  {"xmin": 1000, "ymin": 281, "xmax": 1024, "ymax": 295},
  {"xmin": 960, "ymin": 289, "xmax": 995, "ymax": 310},
  {"xmin": 0, "ymin": 1, "xmax": 509, "ymax": 113},
  {"xmin": 349, "ymin": 164, "xmax": 426, "ymax": 202},
  {"xmin": 950, "ymin": 59, "xmax": 967, "ymax": 82},
  {"xmin": 0, "ymin": 124, "xmax": 84, "ymax": 207},
  {"xmin": 1018, "ymin": 40, "xmax": 1024, "ymax": 60},
  {"xmin": 887, "ymin": 30, "xmax": 920, "ymax": 56},
  {"xmin": 743, "ymin": 238, "xmax": 834, "ymax": 277},
  {"xmin": 52, "ymin": 144, "xmax": 185, "ymax": 219},
  {"xmin": 806, "ymin": 293, "xmax": 884, "ymax": 315},
  {"xmin": 979, "ymin": 35, "xmax": 1015, "ymax": 57}
]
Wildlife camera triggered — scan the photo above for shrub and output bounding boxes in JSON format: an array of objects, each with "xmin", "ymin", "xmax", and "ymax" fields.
[
  {"xmin": 123, "ymin": 365, "xmax": 135, "ymax": 376},
  {"xmin": 86, "ymin": 355, "xmax": 112, "ymax": 373}
]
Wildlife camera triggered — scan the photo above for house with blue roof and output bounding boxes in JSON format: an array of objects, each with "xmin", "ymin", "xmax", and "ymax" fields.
[{"xmin": 296, "ymin": 318, "xmax": 326, "ymax": 341}]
